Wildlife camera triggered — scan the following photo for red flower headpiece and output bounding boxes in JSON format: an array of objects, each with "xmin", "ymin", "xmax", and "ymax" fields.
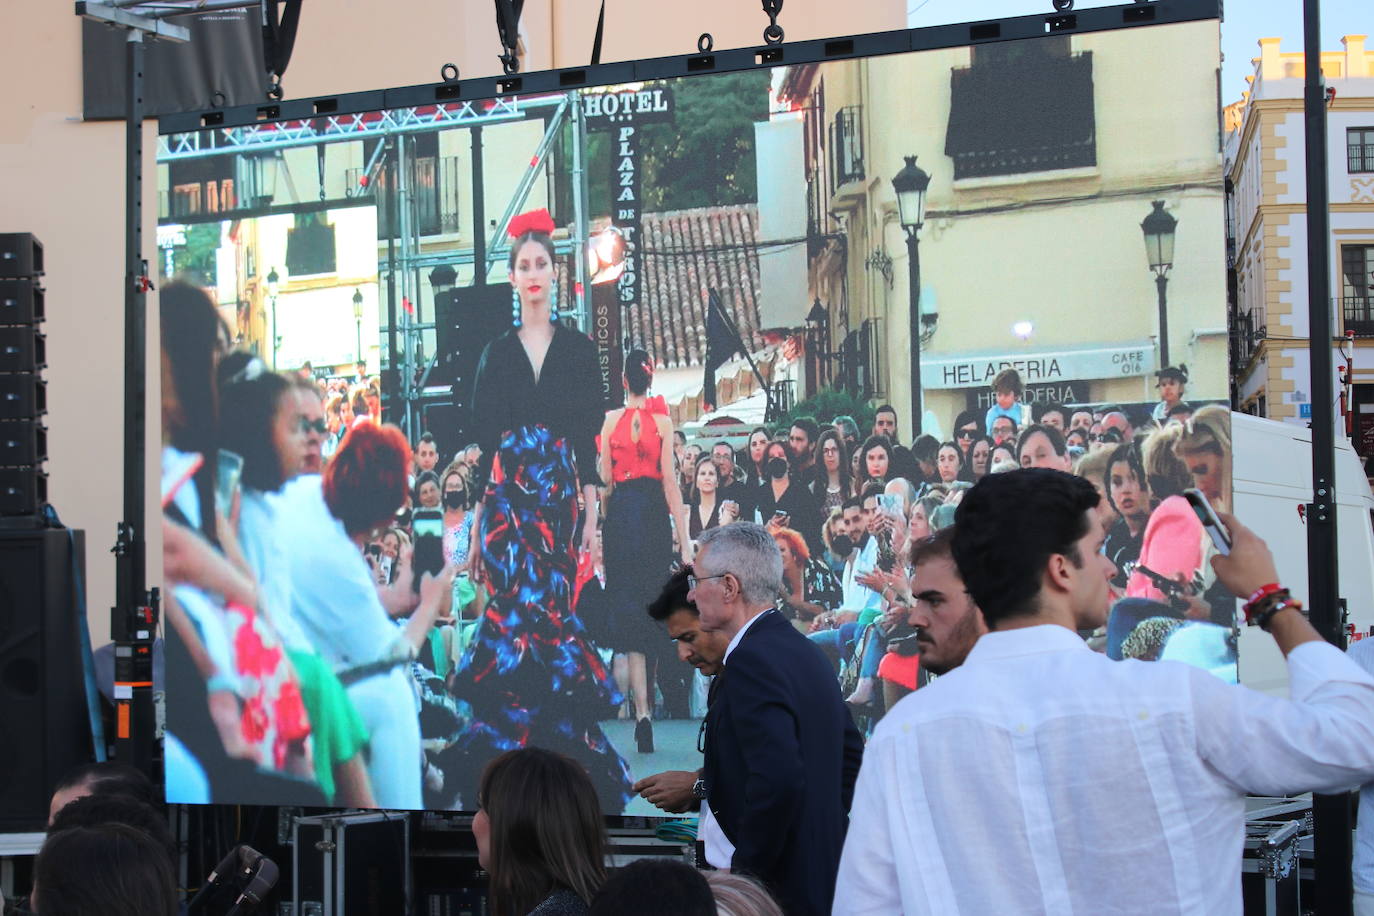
[{"xmin": 507, "ymin": 208, "xmax": 556, "ymax": 238}]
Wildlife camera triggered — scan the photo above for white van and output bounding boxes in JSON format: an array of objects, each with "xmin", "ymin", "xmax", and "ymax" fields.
[{"xmin": 1232, "ymin": 412, "xmax": 1374, "ymax": 696}]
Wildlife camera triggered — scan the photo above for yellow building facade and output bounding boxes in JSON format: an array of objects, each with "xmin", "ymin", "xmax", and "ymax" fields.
[
  {"xmin": 1226, "ymin": 35, "xmax": 1374, "ymax": 463},
  {"xmin": 778, "ymin": 19, "xmax": 1228, "ymax": 437}
]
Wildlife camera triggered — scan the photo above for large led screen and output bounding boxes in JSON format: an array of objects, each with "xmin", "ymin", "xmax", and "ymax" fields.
[{"xmin": 158, "ymin": 8, "xmax": 1229, "ymax": 813}]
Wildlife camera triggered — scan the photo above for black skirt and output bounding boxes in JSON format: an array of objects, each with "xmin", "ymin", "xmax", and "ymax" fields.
[{"xmin": 602, "ymin": 476, "xmax": 674, "ymax": 655}]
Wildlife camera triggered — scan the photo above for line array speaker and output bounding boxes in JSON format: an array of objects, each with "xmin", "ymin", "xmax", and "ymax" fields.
[
  {"xmin": 0, "ymin": 235, "xmax": 46, "ymax": 521},
  {"xmin": 0, "ymin": 528, "xmax": 90, "ymax": 831}
]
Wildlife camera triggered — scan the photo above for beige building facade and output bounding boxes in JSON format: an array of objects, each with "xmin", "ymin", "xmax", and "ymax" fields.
[{"xmin": 1226, "ymin": 35, "xmax": 1374, "ymax": 464}]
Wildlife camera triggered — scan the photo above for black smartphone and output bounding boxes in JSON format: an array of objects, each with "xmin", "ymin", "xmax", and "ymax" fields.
[
  {"xmin": 411, "ymin": 508, "xmax": 446, "ymax": 591},
  {"xmin": 1183, "ymin": 488, "xmax": 1232, "ymax": 557}
]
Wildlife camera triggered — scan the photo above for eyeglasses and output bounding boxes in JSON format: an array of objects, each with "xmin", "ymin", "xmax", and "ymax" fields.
[
  {"xmin": 956, "ymin": 429, "xmax": 976, "ymax": 440},
  {"xmin": 299, "ymin": 417, "xmax": 328, "ymax": 434},
  {"xmin": 686, "ymin": 573, "xmax": 727, "ymax": 590}
]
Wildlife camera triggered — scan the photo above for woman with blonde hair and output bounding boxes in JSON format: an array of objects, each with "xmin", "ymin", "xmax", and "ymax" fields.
[
  {"xmin": 1176, "ymin": 404, "xmax": 1232, "ymax": 513},
  {"xmin": 706, "ymin": 871, "xmax": 783, "ymax": 916}
]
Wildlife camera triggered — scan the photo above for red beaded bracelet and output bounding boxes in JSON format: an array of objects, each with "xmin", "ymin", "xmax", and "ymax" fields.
[{"xmin": 1245, "ymin": 583, "xmax": 1283, "ymax": 608}]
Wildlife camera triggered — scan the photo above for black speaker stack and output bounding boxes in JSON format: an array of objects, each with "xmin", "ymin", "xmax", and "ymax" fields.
[
  {"xmin": 0, "ymin": 233, "xmax": 93, "ymax": 832},
  {"xmin": 0, "ymin": 233, "xmax": 48, "ymax": 522}
]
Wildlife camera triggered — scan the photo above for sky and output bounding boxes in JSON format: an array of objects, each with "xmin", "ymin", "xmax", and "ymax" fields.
[{"xmin": 907, "ymin": 0, "xmax": 1370, "ymax": 103}]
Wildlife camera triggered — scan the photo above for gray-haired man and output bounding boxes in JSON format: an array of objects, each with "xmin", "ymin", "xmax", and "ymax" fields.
[{"xmin": 689, "ymin": 523, "xmax": 863, "ymax": 916}]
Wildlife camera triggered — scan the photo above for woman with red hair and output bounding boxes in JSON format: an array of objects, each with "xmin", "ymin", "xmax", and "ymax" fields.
[
  {"xmin": 274, "ymin": 421, "xmax": 451, "ymax": 808},
  {"xmin": 457, "ymin": 210, "xmax": 632, "ymax": 810}
]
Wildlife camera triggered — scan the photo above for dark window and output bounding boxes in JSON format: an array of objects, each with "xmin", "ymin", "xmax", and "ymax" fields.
[
  {"xmin": 164, "ymin": 155, "xmax": 237, "ymax": 219},
  {"xmin": 829, "ymin": 106, "xmax": 864, "ymax": 188},
  {"xmin": 360, "ymin": 134, "xmax": 460, "ymax": 238},
  {"xmin": 1348, "ymin": 128, "xmax": 1374, "ymax": 173},
  {"xmin": 1342, "ymin": 244, "xmax": 1374, "ymax": 336},
  {"xmin": 285, "ymin": 211, "xmax": 337, "ymax": 276},
  {"xmin": 946, "ymin": 38, "xmax": 1096, "ymax": 180}
]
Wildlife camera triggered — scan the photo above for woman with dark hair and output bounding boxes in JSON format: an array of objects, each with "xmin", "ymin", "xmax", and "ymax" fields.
[
  {"xmin": 31, "ymin": 824, "xmax": 177, "ymax": 916},
  {"xmin": 598, "ymin": 349, "xmax": 691, "ymax": 754},
  {"xmin": 460, "ymin": 209, "xmax": 632, "ymax": 809},
  {"xmin": 810, "ymin": 428, "xmax": 852, "ymax": 513},
  {"xmin": 160, "ymin": 283, "xmax": 320, "ymax": 803},
  {"xmin": 273, "ymin": 422, "xmax": 451, "ymax": 808},
  {"xmin": 935, "ymin": 441, "xmax": 965, "ymax": 484},
  {"xmin": 967, "ymin": 434, "xmax": 994, "ymax": 481},
  {"xmin": 855, "ymin": 435, "xmax": 893, "ymax": 494},
  {"xmin": 440, "ymin": 462, "xmax": 479, "ymax": 623},
  {"xmin": 474, "ymin": 748, "xmax": 608, "ymax": 916},
  {"xmin": 741, "ymin": 426, "xmax": 770, "ymax": 488},
  {"xmin": 414, "ymin": 469, "xmax": 442, "ymax": 509},
  {"xmin": 688, "ymin": 454, "xmax": 738, "ymax": 539},
  {"xmin": 219, "ymin": 354, "xmax": 376, "ymax": 807},
  {"xmin": 754, "ymin": 440, "xmax": 821, "ymax": 549}
]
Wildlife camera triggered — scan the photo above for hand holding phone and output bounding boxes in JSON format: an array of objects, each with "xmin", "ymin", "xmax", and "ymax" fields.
[{"xmin": 1183, "ymin": 488, "xmax": 1231, "ymax": 556}]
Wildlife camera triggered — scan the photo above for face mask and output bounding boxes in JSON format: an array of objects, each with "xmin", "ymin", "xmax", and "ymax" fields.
[
  {"xmin": 831, "ymin": 534, "xmax": 854, "ymax": 558},
  {"xmin": 768, "ymin": 456, "xmax": 790, "ymax": 479},
  {"xmin": 442, "ymin": 490, "xmax": 466, "ymax": 510}
]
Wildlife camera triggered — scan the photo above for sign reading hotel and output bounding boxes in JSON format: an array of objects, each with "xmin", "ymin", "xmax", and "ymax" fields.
[
  {"xmin": 583, "ymin": 85, "xmax": 675, "ymax": 402},
  {"xmin": 923, "ymin": 343, "xmax": 1156, "ymax": 390}
]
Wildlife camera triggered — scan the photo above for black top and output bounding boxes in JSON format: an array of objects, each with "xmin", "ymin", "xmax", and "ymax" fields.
[
  {"xmin": 528, "ymin": 888, "xmax": 589, "ymax": 916},
  {"xmin": 754, "ymin": 475, "xmax": 823, "ymax": 555},
  {"xmin": 469, "ymin": 324, "xmax": 605, "ymax": 492},
  {"xmin": 1104, "ymin": 517, "xmax": 1143, "ymax": 589}
]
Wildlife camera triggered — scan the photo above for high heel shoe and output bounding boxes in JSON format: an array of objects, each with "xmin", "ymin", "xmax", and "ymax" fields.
[{"xmin": 635, "ymin": 716, "xmax": 655, "ymax": 754}]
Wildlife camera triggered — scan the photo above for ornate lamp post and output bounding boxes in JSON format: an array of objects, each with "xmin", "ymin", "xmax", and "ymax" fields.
[
  {"xmin": 1141, "ymin": 200, "xmax": 1178, "ymax": 368},
  {"xmin": 892, "ymin": 155, "xmax": 930, "ymax": 435}
]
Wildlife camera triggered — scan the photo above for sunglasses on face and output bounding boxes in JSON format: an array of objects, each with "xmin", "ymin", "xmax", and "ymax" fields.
[
  {"xmin": 299, "ymin": 417, "xmax": 328, "ymax": 434},
  {"xmin": 956, "ymin": 429, "xmax": 976, "ymax": 440}
]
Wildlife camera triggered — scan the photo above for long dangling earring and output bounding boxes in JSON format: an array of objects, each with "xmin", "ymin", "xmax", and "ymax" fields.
[
  {"xmin": 511, "ymin": 286, "xmax": 522, "ymax": 328},
  {"xmin": 549, "ymin": 277, "xmax": 560, "ymax": 323}
]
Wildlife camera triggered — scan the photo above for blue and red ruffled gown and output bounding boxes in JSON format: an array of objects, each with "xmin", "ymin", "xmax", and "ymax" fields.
[{"xmin": 452, "ymin": 323, "xmax": 632, "ymax": 810}]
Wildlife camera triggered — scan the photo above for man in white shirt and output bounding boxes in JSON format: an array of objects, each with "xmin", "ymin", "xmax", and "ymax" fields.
[
  {"xmin": 835, "ymin": 467, "xmax": 1374, "ymax": 916},
  {"xmin": 1349, "ymin": 637, "xmax": 1374, "ymax": 916}
]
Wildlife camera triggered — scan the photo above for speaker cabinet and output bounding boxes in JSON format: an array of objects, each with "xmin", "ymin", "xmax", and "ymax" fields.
[
  {"xmin": 0, "ymin": 234, "xmax": 43, "ymax": 279},
  {"xmin": 0, "ymin": 529, "xmax": 91, "ymax": 831}
]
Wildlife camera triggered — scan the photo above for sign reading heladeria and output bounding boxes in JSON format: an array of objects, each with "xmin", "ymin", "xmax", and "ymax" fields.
[{"xmin": 923, "ymin": 342, "xmax": 1156, "ymax": 390}]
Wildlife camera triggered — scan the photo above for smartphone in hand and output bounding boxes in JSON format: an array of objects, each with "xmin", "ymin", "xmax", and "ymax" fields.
[{"xmin": 1183, "ymin": 488, "xmax": 1232, "ymax": 556}]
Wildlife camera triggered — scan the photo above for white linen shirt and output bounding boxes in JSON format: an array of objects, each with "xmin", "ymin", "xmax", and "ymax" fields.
[
  {"xmin": 1348, "ymin": 637, "xmax": 1374, "ymax": 895},
  {"xmin": 834, "ymin": 624, "xmax": 1374, "ymax": 916}
]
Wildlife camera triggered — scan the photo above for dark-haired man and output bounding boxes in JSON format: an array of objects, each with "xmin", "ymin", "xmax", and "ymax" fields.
[
  {"xmin": 789, "ymin": 418, "xmax": 820, "ymax": 477},
  {"xmin": 905, "ymin": 527, "xmax": 986, "ymax": 676},
  {"xmin": 49, "ymin": 762, "xmax": 155, "ymax": 825},
  {"xmin": 835, "ymin": 468, "xmax": 1374, "ymax": 916},
  {"xmin": 989, "ymin": 414, "xmax": 1018, "ymax": 446},
  {"xmin": 633, "ymin": 567, "xmax": 731, "ymax": 818},
  {"xmin": 872, "ymin": 405, "xmax": 898, "ymax": 442},
  {"xmin": 415, "ymin": 432, "xmax": 440, "ymax": 474}
]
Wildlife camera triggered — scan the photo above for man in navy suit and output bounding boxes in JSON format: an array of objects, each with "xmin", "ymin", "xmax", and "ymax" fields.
[{"xmin": 689, "ymin": 523, "xmax": 864, "ymax": 916}]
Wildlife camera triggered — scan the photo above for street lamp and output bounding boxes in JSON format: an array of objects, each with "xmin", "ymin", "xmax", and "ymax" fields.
[
  {"xmin": 1140, "ymin": 199, "xmax": 1178, "ymax": 368},
  {"xmin": 892, "ymin": 155, "xmax": 931, "ymax": 436},
  {"xmin": 353, "ymin": 288, "xmax": 365, "ymax": 366},
  {"xmin": 428, "ymin": 264, "xmax": 457, "ymax": 296},
  {"xmin": 806, "ymin": 297, "xmax": 833, "ymax": 390},
  {"xmin": 266, "ymin": 267, "xmax": 279, "ymax": 368}
]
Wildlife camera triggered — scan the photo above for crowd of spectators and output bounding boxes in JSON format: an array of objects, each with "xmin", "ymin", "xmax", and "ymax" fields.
[{"xmin": 654, "ymin": 366, "xmax": 1234, "ymax": 724}]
